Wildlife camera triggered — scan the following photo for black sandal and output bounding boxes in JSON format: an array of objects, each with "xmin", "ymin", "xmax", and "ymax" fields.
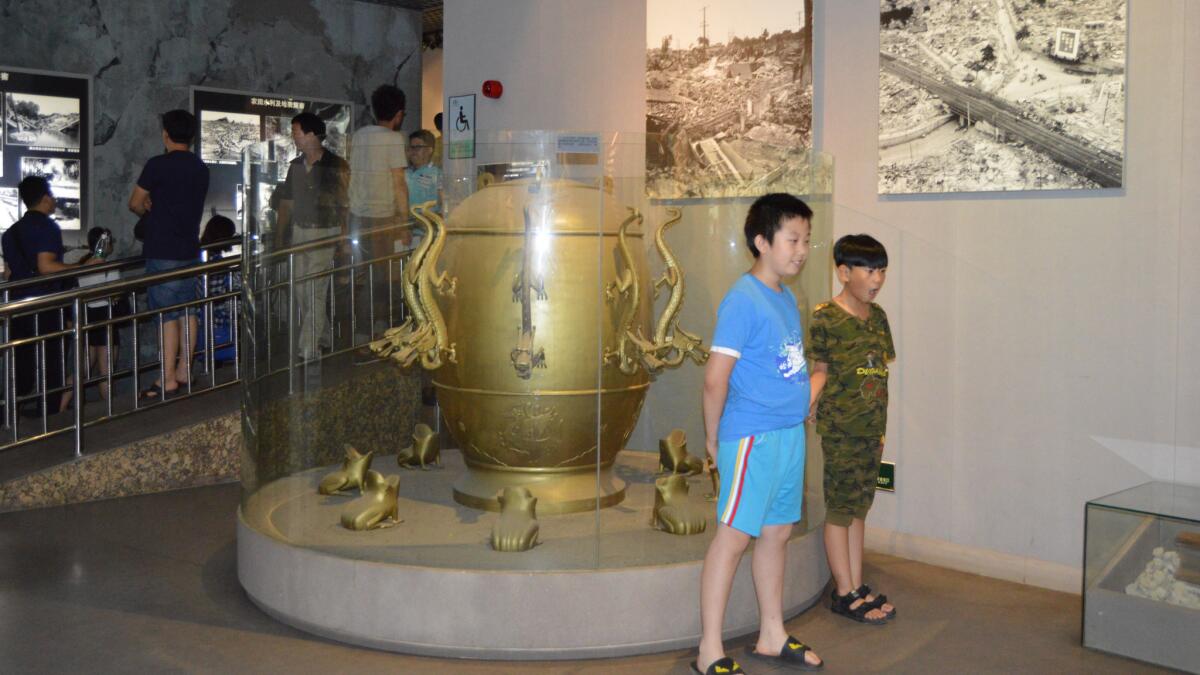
[
  {"xmin": 831, "ymin": 588, "xmax": 888, "ymax": 625},
  {"xmin": 139, "ymin": 383, "xmax": 177, "ymax": 402},
  {"xmin": 745, "ymin": 635, "xmax": 824, "ymax": 671},
  {"xmin": 690, "ymin": 656, "xmax": 745, "ymax": 674},
  {"xmin": 856, "ymin": 584, "xmax": 896, "ymax": 619}
]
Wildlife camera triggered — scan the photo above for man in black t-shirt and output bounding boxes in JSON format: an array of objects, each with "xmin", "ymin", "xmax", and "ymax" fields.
[
  {"xmin": 276, "ymin": 112, "xmax": 349, "ymax": 360},
  {"xmin": 2, "ymin": 176, "xmax": 102, "ymax": 415},
  {"xmin": 128, "ymin": 110, "xmax": 210, "ymax": 400}
]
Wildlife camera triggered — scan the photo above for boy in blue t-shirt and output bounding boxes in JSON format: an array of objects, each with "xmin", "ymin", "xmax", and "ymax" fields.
[{"xmin": 694, "ymin": 194, "xmax": 823, "ymax": 675}]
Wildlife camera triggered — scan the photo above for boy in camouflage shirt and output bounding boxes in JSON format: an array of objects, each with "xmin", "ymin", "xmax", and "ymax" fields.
[{"xmin": 808, "ymin": 234, "xmax": 897, "ymax": 625}]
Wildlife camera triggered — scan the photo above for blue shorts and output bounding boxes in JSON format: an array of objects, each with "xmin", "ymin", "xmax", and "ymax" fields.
[
  {"xmin": 145, "ymin": 258, "xmax": 199, "ymax": 321},
  {"xmin": 716, "ymin": 423, "xmax": 806, "ymax": 537}
]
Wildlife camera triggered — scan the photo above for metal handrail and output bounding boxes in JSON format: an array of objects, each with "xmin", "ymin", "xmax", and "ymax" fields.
[
  {"xmin": 0, "ymin": 219, "xmax": 417, "ymax": 458},
  {"xmin": 0, "ymin": 236, "xmax": 242, "ymax": 298},
  {"xmin": 254, "ymin": 217, "xmax": 420, "ymax": 264},
  {"xmin": 0, "ymin": 258, "xmax": 239, "ymax": 318},
  {"xmin": 2, "ymin": 217, "xmax": 419, "ymax": 316}
]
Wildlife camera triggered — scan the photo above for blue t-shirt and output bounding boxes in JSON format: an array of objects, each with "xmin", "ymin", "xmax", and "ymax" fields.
[
  {"xmin": 711, "ymin": 273, "xmax": 810, "ymax": 441},
  {"xmin": 406, "ymin": 163, "xmax": 441, "ymax": 212},
  {"xmin": 1, "ymin": 211, "xmax": 67, "ymax": 300},
  {"xmin": 137, "ymin": 150, "xmax": 209, "ymax": 261}
]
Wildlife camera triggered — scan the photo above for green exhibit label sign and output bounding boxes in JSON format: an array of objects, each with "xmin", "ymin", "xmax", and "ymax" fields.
[{"xmin": 877, "ymin": 461, "xmax": 895, "ymax": 492}]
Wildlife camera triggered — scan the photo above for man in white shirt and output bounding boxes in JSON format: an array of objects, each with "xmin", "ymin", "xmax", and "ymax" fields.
[
  {"xmin": 348, "ymin": 85, "xmax": 410, "ymax": 255},
  {"xmin": 347, "ymin": 85, "xmax": 409, "ymax": 336}
]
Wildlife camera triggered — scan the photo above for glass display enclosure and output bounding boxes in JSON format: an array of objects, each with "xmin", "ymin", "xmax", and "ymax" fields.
[
  {"xmin": 1084, "ymin": 481, "xmax": 1200, "ymax": 672},
  {"xmin": 239, "ymin": 130, "xmax": 834, "ymax": 572}
]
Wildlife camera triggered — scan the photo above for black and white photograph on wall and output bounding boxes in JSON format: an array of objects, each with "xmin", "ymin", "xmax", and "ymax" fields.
[
  {"xmin": 0, "ymin": 67, "xmax": 90, "ymax": 232},
  {"xmin": 645, "ymin": 0, "xmax": 813, "ymax": 200},
  {"xmin": 316, "ymin": 103, "xmax": 351, "ymax": 159},
  {"xmin": 0, "ymin": 187, "xmax": 19, "ymax": 228},
  {"xmin": 255, "ymin": 182, "xmax": 277, "ymax": 230},
  {"xmin": 199, "ymin": 110, "xmax": 261, "ymax": 164},
  {"xmin": 878, "ymin": 0, "xmax": 1126, "ymax": 194},
  {"xmin": 3, "ymin": 92, "xmax": 81, "ymax": 150},
  {"xmin": 263, "ymin": 115, "xmax": 296, "ymax": 180},
  {"xmin": 54, "ymin": 196, "xmax": 81, "ymax": 231},
  {"xmin": 192, "ymin": 87, "xmax": 353, "ymax": 227},
  {"xmin": 263, "ymin": 105, "xmax": 350, "ymax": 179},
  {"xmin": 20, "ymin": 156, "xmax": 81, "ymax": 193}
]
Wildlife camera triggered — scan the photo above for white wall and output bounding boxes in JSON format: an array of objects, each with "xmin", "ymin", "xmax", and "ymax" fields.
[
  {"xmin": 440, "ymin": 0, "xmax": 1200, "ymax": 591},
  {"xmin": 819, "ymin": 1, "xmax": 1199, "ymax": 590},
  {"xmin": 1178, "ymin": 0, "xmax": 1200, "ymax": 483},
  {"xmin": 443, "ymin": 0, "xmax": 645, "ymax": 133}
]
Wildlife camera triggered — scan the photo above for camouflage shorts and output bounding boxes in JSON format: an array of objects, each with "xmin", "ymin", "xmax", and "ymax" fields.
[{"xmin": 822, "ymin": 435, "xmax": 883, "ymax": 527}]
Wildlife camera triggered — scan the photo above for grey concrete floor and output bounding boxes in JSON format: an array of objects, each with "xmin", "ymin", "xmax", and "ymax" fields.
[{"xmin": 0, "ymin": 484, "xmax": 1178, "ymax": 674}]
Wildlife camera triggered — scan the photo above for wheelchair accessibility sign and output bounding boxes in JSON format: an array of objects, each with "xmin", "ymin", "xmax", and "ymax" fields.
[{"xmin": 447, "ymin": 94, "xmax": 475, "ymax": 159}]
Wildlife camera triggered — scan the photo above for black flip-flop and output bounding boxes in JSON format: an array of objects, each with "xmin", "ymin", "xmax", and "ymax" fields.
[
  {"xmin": 690, "ymin": 656, "xmax": 746, "ymax": 674},
  {"xmin": 745, "ymin": 636, "xmax": 824, "ymax": 671}
]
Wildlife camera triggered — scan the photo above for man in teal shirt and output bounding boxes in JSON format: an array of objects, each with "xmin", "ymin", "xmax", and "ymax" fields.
[{"xmin": 405, "ymin": 129, "xmax": 442, "ymax": 222}]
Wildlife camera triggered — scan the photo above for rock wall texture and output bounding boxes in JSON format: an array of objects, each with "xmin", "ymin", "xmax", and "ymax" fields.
[
  {"xmin": 0, "ymin": 410, "xmax": 240, "ymax": 512},
  {"xmin": 0, "ymin": 0, "xmax": 422, "ymax": 251}
]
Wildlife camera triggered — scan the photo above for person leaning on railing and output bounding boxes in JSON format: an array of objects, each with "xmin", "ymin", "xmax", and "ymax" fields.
[
  {"xmin": 1, "ymin": 176, "xmax": 105, "ymax": 417},
  {"xmin": 57, "ymin": 227, "xmax": 131, "ymax": 410}
]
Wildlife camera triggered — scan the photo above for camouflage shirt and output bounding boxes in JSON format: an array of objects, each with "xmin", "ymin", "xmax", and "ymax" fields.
[{"xmin": 808, "ymin": 301, "xmax": 895, "ymax": 438}]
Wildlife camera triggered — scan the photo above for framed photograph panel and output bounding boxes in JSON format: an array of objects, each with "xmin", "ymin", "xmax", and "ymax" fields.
[
  {"xmin": 1, "ymin": 66, "xmax": 91, "ymax": 231},
  {"xmin": 877, "ymin": 1, "xmax": 1126, "ymax": 194},
  {"xmin": 191, "ymin": 86, "xmax": 353, "ymax": 228},
  {"xmin": 645, "ymin": 0, "xmax": 813, "ymax": 200}
]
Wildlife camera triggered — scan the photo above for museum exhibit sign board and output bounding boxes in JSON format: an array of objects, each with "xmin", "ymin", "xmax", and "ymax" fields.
[
  {"xmin": 191, "ymin": 86, "xmax": 352, "ymax": 228},
  {"xmin": 877, "ymin": 0, "xmax": 1127, "ymax": 194},
  {"xmin": 644, "ymin": 0, "xmax": 813, "ymax": 200},
  {"xmin": 0, "ymin": 66, "xmax": 90, "ymax": 232}
]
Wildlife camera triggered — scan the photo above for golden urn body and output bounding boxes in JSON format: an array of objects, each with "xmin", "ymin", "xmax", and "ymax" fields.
[{"xmin": 372, "ymin": 180, "xmax": 706, "ymax": 513}]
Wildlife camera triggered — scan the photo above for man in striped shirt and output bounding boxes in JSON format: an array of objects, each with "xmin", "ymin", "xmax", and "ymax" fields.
[{"xmin": 693, "ymin": 194, "xmax": 823, "ymax": 675}]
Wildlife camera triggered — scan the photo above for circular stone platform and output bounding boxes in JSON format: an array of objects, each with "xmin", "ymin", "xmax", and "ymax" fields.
[{"xmin": 238, "ymin": 449, "xmax": 829, "ymax": 659}]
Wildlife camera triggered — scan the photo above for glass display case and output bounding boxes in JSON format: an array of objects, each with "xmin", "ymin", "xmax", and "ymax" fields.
[
  {"xmin": 236, "ymin": 130, "xmax": 836, "ymax": 657},
  {"xmin": 1083, "ymin": 481, "xmax": 1200, "ymax": 672}
]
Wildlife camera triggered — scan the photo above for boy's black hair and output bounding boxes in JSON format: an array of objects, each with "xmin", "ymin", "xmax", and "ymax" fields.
[
  {"xmin": 833, "ymin": 234, "xmax": 888, "ymax": 269},
  {"xmin": 162, "ymin": 109, "xmax": 196, "ymax": 144},
  {"xmin": 433, "ymin": 112, "xmax": 443, "ymax": 132},
  {"xmin": 201, "ymin": 214, "xmax": 237, "ymax": 254},
  {"xmin": 18, "ymin": 175, "xmax": 51, "ymax": 208},
  {"xmin": 371, "ymin": 85, "xmax": 406, "ymax": 122},
  {"xmin": 291, "ymin": 112, "xmax": 326, "ymax": 139},
  {"xmin": 408, "ymin": 129, "xmax": 435, "ymax": 147},
  {"xmin": 743, "ymin": 193, "xmax": 813, "ymax": 258}
]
